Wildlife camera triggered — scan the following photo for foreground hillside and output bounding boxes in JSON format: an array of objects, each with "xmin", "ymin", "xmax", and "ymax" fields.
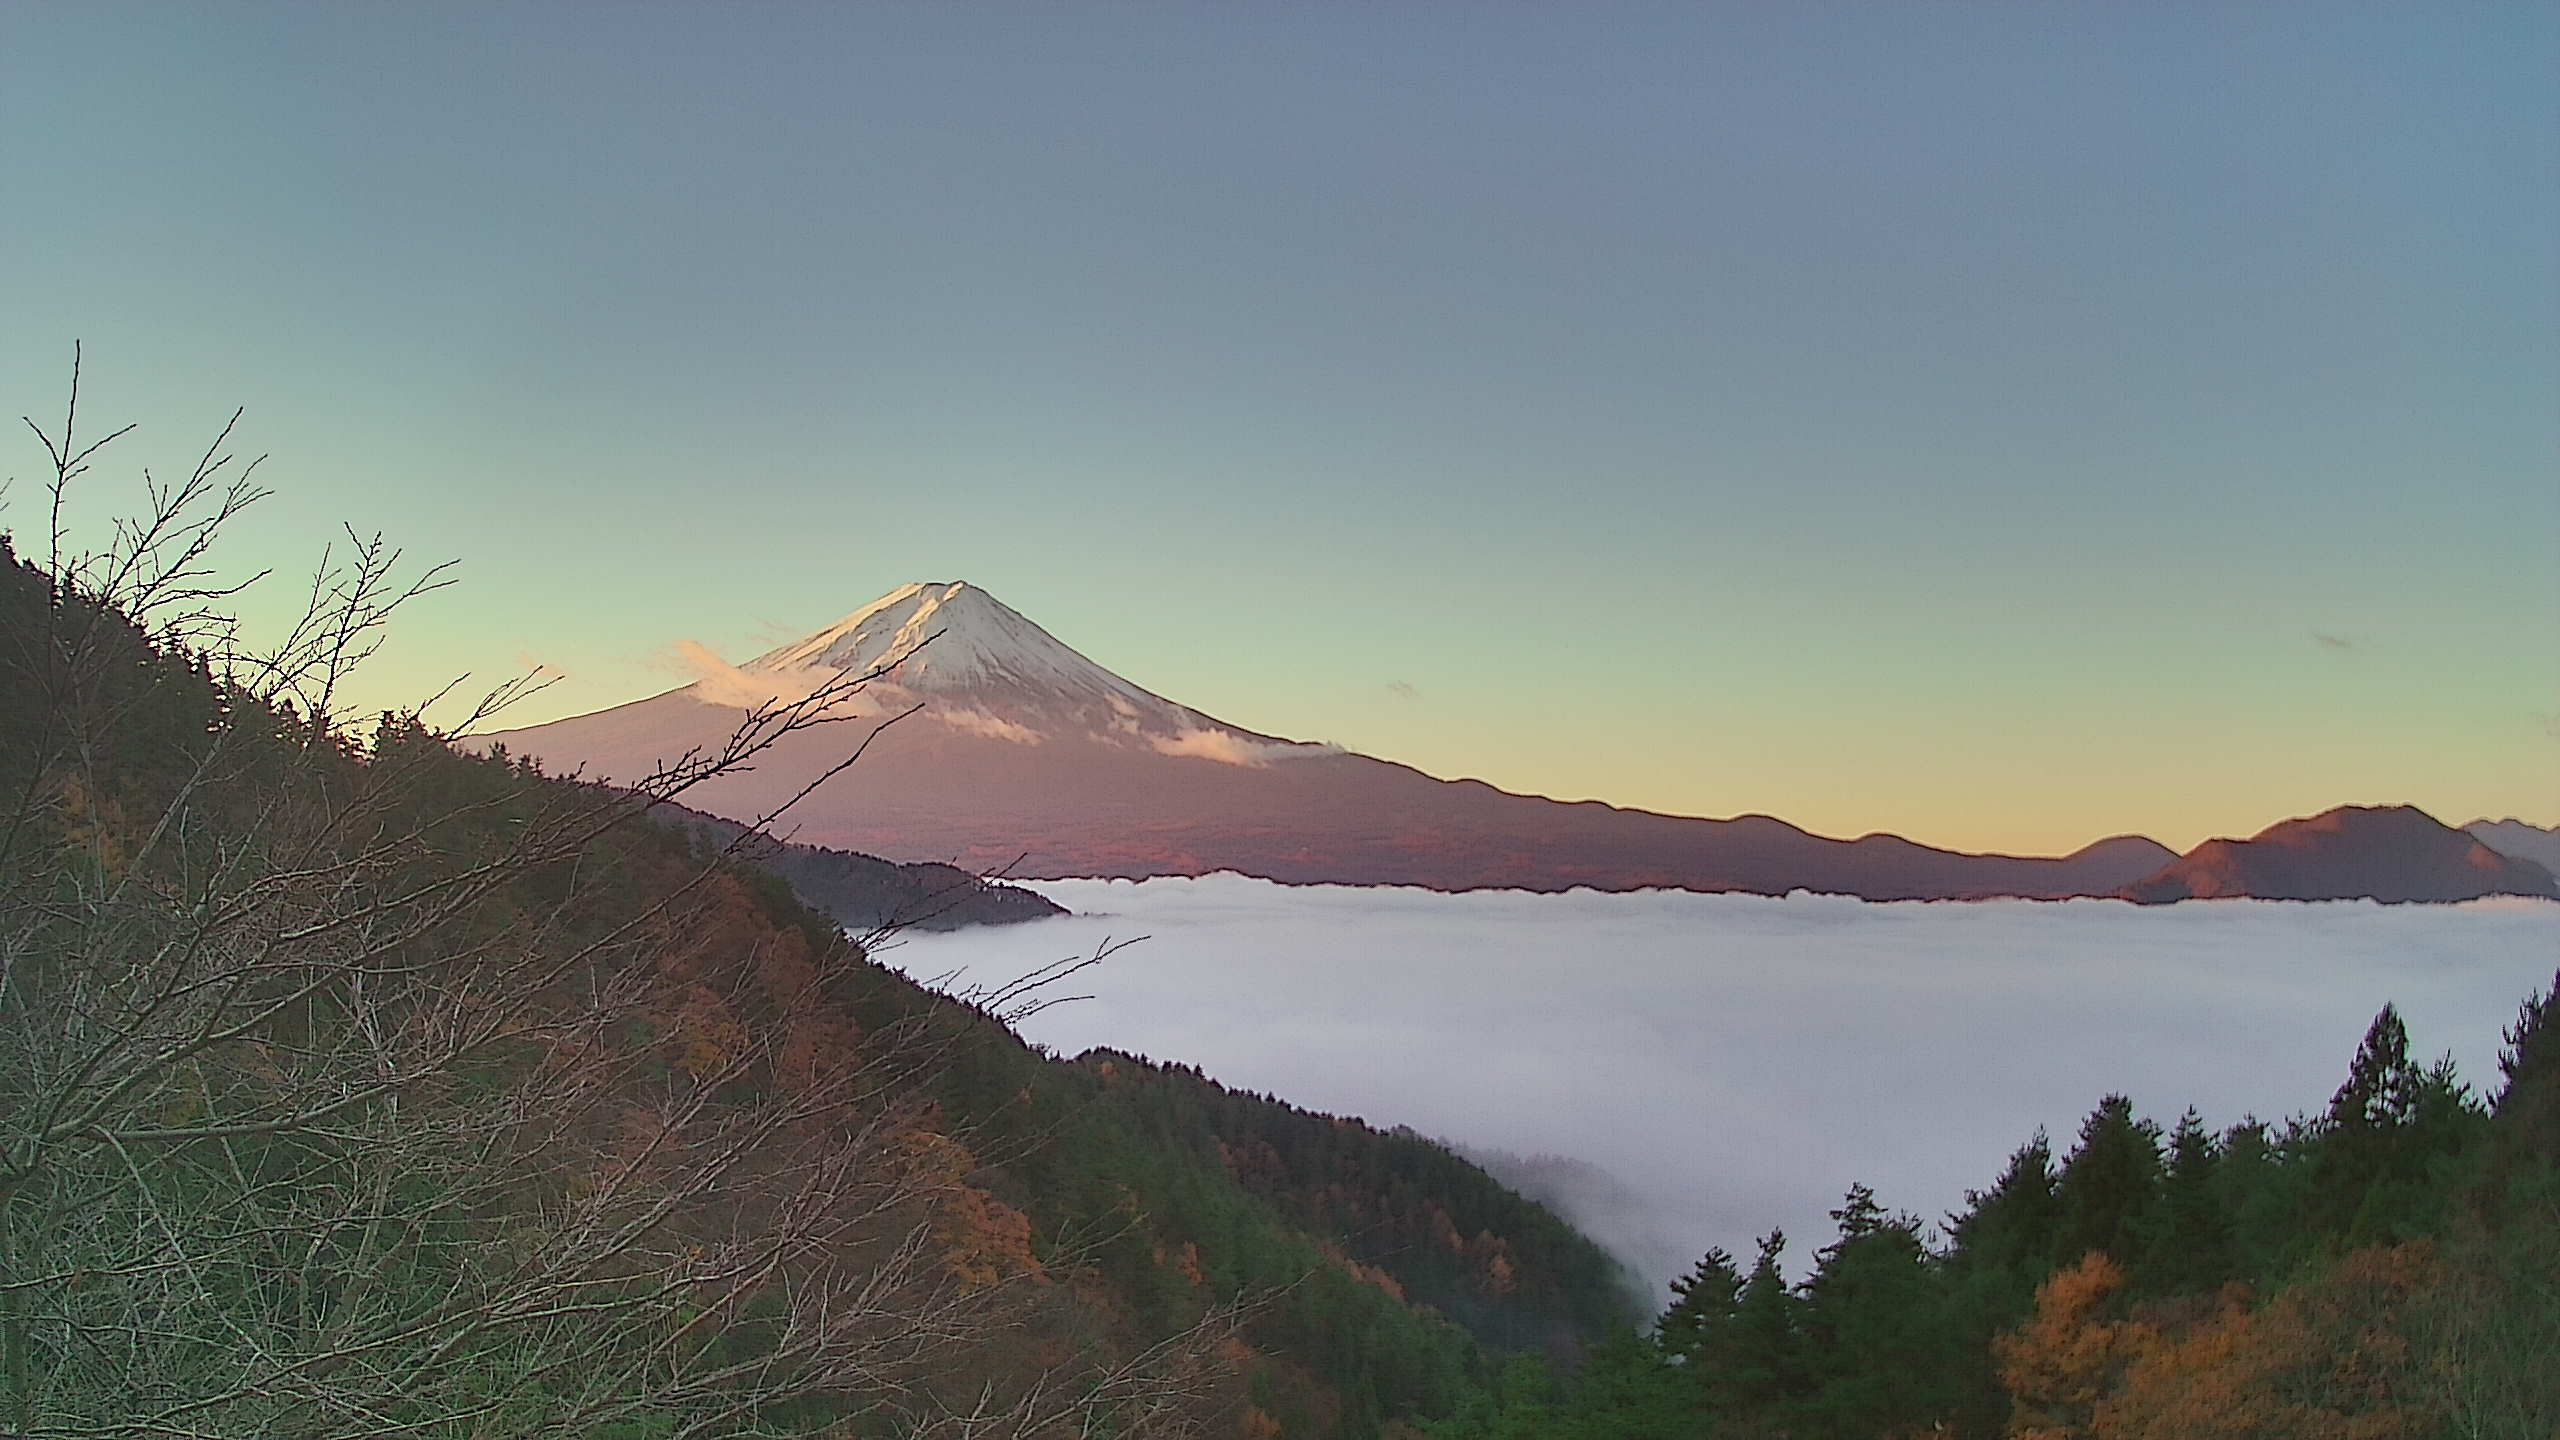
[{"xmin": 0, "ymin": 529, "xmax": 1629, "ymax": 1438}]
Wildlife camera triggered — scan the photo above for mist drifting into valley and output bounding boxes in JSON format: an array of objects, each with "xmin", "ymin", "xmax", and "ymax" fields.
[{"xmin": 890, "ymin": 877, "xmax": 2560, "ymax": 1301}]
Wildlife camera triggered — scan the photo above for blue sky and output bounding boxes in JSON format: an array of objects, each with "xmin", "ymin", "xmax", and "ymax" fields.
[{"xmin": 4, "ymin": 2, "xmax": 2553, "ymax": 852}]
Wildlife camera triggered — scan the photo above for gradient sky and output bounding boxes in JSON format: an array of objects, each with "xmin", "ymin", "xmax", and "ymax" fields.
[{"xmin": 5, "ymin": 3, "xmax": 2553, "ymax": 855}]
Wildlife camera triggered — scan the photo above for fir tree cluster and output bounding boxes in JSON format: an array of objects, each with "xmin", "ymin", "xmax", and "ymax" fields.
[{"xmin": 1438, "ymin": 988, "xmax": 2560, "ymax": 1439}]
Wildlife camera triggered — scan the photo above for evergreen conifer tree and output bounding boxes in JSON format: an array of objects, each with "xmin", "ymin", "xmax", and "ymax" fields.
[
  {"xmin": 1946, "ymin": 1131, "xmax": 2060, "ymax": 1279},
  {"xmin": 2314, "ymin": 1004, "xmax": 2486, "ymax": 1243},
  {"xmin": 1938, "ymin": 1133, "xmax": 2064, "ymax": 1434},
  {"xmin": 2141, "ymin": 1107, "xmax": 2234, "ymax": 1293},
  {"xmin": 2329, "ymin": 1004, "xmax": 2422, "ymax": 1135},
  {"xmin": 2494, "ymin": 970, "xmax": 2560, "ymax": 1161},
  {"xmin": 1656, "ymin": 1247, "xmax": 1741, "ymax": 1364},
  {"xmin": 1718, "ymin": 1230, "xmax": 1802, "ymax": 1415},
  {"xmin": 1795, "ymin": 1186, "xmax": 1949, "ymax": 1439},
  {"xmin": 2052, "ymin": 1095, "xmax": 2162, "ymax": 1266}
]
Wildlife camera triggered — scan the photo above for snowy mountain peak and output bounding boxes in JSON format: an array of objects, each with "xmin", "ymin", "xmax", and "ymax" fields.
[
  {"xmin": 722, "ymin": 581, "xmax": 1327, "ymax": 765},
  {"xmin": 747, "ymin": 581, "xmax": 1186, "ymax": 718}
]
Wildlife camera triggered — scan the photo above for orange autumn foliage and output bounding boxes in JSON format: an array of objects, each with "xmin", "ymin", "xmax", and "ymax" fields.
[
  {"xmin": 899, "ymin": 1127, "xmax": 1044, "ymax": 1290},
  {"xmin": 939, "ymin": 1182, "xmax": 1042, "ymax": 1291},
  {"xmin": 1314, "ymin": 1239, "xmax": 1408, "ymax": 1303},
  {"xmin": 1999, "ymin": 1246, "xmax": 2447, "ymax": 1440},
  {"xmin": 1465, "ymin": 1231, "xmax": 1519, "ymax": 1298},
  {"xmin": 1997, "ymin": 1253, "xmax": 2153, "ymax": 1439},
  {"xmin": 671, "ymin": 983, "xmax": 750, "ymax": 1080},
  {"xmin": 53, "ymin": 773, "xmax": 132, "ymax": 879}
]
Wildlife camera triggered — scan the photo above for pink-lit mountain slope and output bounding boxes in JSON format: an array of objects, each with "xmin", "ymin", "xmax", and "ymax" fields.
[
  {"xmin": 477, "ymin": 582, "xmax": 2176, "ymax": 899},
  {"xmin": 2122, "ymin": 805, "xmax": 2560, "ymax": 904}
]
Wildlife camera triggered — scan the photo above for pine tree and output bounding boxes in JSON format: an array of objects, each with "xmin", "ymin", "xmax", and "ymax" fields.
[
  {"xmin": 1795, "ymin": 1186, "xmax": 1950, "ymax": 1439},
  {"xmin": 1946, "ymin": 1130, "xmax": 2060, "ymax": 1279},
  {"xmin": 2314, "ymin": 1004, "xmax": 2486, "ymax": 1243},
  {"xmin": 1714, "ymin": 1229, "xmax": 1802, "ymax": 1415},
  {"xmin": 1656, "ymin": 1247, "xmax": 1741, "ymax": 1363},
  {"xmin": 2053, "ymin": 1095, "xmax": 2162, "ymax": 1266},
  {"xmin": 2494, "ymin": 969, "xmax": 2560, "ymax": 1161},
  {"xmin": 1940, "ymin": 1132, "xmax": 2063, "ymax": 1435},
  {"xmin": 2141, "ymin": 1107, "xmax": 2234, "ymax": 1294},
  {"xmin": 2328, "ymin": 1004, "xmax": 2422, "ymax": 1135}
]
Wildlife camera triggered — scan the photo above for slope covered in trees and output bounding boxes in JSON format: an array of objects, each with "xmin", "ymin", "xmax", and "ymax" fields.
[
  {"xmin": 649, "ymin": 800, "xmax": 1065, "ymax": 933},
  {"xmin": 0, "ymin": 425, "xmax": 1627, "ymax": 1438},
  {"xmin": 1068, "ymin": 1050, "xmax": 1633, "ymax": 1357},
  {"xmin": 1437, "ymin": 984, "xmax": 2560, "ymax": 1439}
]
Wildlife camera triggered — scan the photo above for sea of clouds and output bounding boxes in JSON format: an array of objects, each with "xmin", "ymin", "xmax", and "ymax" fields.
[{"xmin": 885, "ymin": 876, "xmax": 2560, "ymax": 1306}]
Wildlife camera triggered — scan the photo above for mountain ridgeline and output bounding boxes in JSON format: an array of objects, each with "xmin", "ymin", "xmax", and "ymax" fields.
[
  {"xmin": 2465, "ymin": 817, "xmax": 2560, "ymax": 878},
  {"xmin": 483, "ymin": 582, "xmax": 2555, "ymax": 905},
  {"xmin": 2122, "ymin": 805, "xmax": 2560, "ymax": 905},
  {"xmin": 0, "ymin": 538, "xmax": 1632, "ymax": 1438},
  {"xmin": 481, "ymin": 580, "xmax": 2181, "ymax": 899}
]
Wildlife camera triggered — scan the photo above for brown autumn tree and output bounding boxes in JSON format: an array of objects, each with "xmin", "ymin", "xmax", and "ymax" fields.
[
  {"xmin": 1994, "ymin": 1253, "xmax": 2154, "ymax": 1440},
  {"xmin": 1996, "ymin": 1245, "xmax": 2446, "ymax": 1440}
]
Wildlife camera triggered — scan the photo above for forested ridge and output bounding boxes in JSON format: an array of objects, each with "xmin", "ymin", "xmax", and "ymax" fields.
[
  {"xmin": 645, "ymin": 802, "xmax": 1065, "ymax": 935},
  {"xmin": 1437, "ymin": 985, "xmax": 2560, "ymax": 1439},
  {"xmin": 1064, "ymin": 1051, "xmax": 1633, "ymax": 1357},
  {"xmin": 0, "ymin": 472, "xmax": 1625, "ymax": 1439}
]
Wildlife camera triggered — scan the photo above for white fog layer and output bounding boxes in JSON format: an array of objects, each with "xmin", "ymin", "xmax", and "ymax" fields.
[{"xmin": 885, "ymin": 876, "xmax": 2560, "ymax": 1303}]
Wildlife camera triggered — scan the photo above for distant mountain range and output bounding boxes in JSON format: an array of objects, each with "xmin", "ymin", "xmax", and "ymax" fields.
[
  {"xmin": 2465, "ymin": 817, "xmax": 2560, "ymax": 877},
  {"xmin": 480, "ymin": 582, "xmax": 2556, "ymax": 907}
]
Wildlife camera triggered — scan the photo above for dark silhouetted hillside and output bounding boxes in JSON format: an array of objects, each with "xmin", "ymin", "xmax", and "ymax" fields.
[{"xmin": 651, "ymin": 800, "xmax": 1064, "ymax": 931}]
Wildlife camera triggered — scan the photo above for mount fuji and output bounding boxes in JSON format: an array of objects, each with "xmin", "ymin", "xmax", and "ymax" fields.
[{"xmin": 479, "ymin": 582, "xmax": 2177, "ymax": 899}]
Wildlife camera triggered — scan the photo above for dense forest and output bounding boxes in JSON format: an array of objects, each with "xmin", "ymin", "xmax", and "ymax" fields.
[
  {"xmin": 0, "ymin": 416, "xmax": 1628, "ymax": 1438},
  {"xmin": 1433, "ymin": 985, "xmax": 2560, "ymax": 1438}
]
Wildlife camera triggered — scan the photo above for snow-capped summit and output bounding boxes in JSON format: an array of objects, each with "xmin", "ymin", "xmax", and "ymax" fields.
[
  {"xmin": 745, "ymin": 581, "xmax": 1226, "ymax": 745},
  {"xmin": 754, "ymin": 582, "xmax": 1097, "ymax": 693}
]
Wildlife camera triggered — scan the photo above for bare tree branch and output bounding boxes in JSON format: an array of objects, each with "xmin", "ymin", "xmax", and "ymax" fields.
[{"xmin": 0, "ymin": 368, "xmax": 1243, "ymax": 1438}]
